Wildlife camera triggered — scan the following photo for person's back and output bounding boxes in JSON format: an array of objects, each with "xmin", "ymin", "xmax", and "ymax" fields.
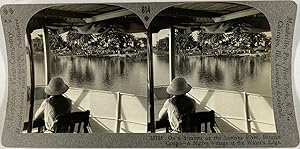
[
  {"xmin": 158, "ymin": 77, "xmax": 196, "ymax": 133},
  {"xmin": 34, "ymin": 77, "xmax": 72, "ymax": 132},
  {"xmin": 166, "ymin": 95, "xmax": 195, "ymax": 132},
  {"xmin": 169, "ymin": 95, "xmax": 195, "ymax": 117},
  {"xmin": 43, "ymin": 95, "xmax": 72, "ymax": 132}
]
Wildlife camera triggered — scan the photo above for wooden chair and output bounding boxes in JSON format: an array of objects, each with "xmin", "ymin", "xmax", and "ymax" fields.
[
  {"xmin": 154, "ymin": 118, "xmax": 170, "ymax": 132},
  {"xmin": 180, "ymin": 110, "xmax": 219, "ymax": 133},
  {"xmin": 23, "ymin": 118, "xmax": 45, "ymax": 133},
  {"xmin": 54, "ymin": 110, "xmax": 91, "ymax": 133}
]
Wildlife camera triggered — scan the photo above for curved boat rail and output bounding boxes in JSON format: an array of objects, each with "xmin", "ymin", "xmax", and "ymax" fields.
[
  {"xmin": 25, "ymin": 85, "xmax": 275, "ymax": 133},
  {"xmin": 26, "ymin": 85, "xmax": 147, "ymax": 133},
  {"xmin": 154, "ymin": 85, "xmax": 276, "ymax": 133}
]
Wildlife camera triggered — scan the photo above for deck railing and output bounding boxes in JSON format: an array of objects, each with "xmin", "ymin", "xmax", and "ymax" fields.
[
  {"xmin": 154, "ymin": 85, "xmax": 276, "ymax": 133},
  {"xmin": 26, "ymin": 85, "xmax": 275, "ymax": 133},
  {"xmin": 27, "ymin": 86, "xmax": 147, "ymax": 133},
  {"xmin": 66, "ymin": 88, "xmax": 148, "ymax": 133}
]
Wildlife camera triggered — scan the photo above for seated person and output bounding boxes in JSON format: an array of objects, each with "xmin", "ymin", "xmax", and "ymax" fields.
[
  {"xmin": 34, "ymin": 77, "xmax": 72, "ymax": 133},
  {"xmin": 158, "ymin": 77, "xmax": 196, "ymax": 133}
]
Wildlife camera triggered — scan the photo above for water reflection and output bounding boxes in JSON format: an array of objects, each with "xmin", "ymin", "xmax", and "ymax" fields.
[
  {"xmin": 176, "ymin": 55, "xmax": 194, "ymax": 76},
  {"xmin": 33, "ymin": 54, "xmax": 271, "ymax": 97},
  {"xmin": 180, "ymin": 56, "xmax": 270, "ymax": 96},
  {"xmin": 50, "ymin": 56, "xmax": 148, "ymax": 96},
  {"xmin": 154, "ymin": 55, "xmax": 271, "ymax": 96}
]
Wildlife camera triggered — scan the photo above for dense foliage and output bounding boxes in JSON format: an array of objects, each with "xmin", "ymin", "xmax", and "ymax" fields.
[
  {"xmin": 30, "ymin": 30, "xmax": 67, "ymax": 54},
  {"xmin": 155, "ymin": 29, "xmax": 271, "ymax": 56},
  {"xmin": 66, "ymin": 30, "xmax": 147, "ymax": 56},
  {"xmin": 30, "ymin": 28, "xmax": 271, "ymax": 57},
  {"xmin": 30, "ymin": 29, "xmax": 147, "ymax": 57}
]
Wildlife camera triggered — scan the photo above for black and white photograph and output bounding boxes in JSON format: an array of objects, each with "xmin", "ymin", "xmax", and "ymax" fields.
[
  {"xmin": 24, "ymin": 4, "xmax": 148, "ymax": 133},
  {"xmin": 22, "ymin": 2, "xmax": 276, "ymax": 134},
  {"xmin": 1, "ymin": 0, "xmax": 300, "ymax": 147},
  {"xmin": 147, "ymin": 2, "xmax": 275, "ymax": 133}
]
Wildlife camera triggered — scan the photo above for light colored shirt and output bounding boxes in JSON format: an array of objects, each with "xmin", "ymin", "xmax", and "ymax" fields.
[
  {"xmin": 34, "ymin": 95, "xmax": 72, "ymax": 132},
  {"xmin": 158, "ymin": 95, "xmax": 196, "ymax": 132}
]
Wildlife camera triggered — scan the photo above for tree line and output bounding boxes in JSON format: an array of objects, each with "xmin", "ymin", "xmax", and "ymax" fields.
[
  {"xmin": 155, "ymin": 29, "xmax": 271, "ymax": 56},
  {"xmin": 30, "ymin": 28, "xmax": 271, "ymax": 57},
  {"xmin": 30, "ymin": 29, "xmax": 147, "ymax": 56}
]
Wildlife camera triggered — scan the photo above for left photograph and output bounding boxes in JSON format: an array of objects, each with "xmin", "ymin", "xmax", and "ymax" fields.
[{"xmin": 23, "ymin": 4, "xmax": 148, "ymax": 133}]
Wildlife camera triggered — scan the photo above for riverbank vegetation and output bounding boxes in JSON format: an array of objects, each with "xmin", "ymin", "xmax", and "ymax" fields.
[
  {"xmin": 29, "ymin": 28, "xmax": 271, "ymax": 61},
  {"xmin": 30, "ymin": 29, "xmax": 148, "ymax": 61},
  {"xmin": 154, "ymin": 29, "xmax": 271, "ymax": 58}
]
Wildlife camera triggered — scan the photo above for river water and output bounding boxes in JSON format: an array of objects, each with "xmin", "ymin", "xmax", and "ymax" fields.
[{"xmin": 33, "ymin": 54, "xmax": 271, "ymax": 97}]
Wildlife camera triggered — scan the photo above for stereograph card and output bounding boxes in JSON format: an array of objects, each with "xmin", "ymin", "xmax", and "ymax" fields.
[{"xmin": 0, "ymin": 0, "xmax": 299, "ymax": 148}]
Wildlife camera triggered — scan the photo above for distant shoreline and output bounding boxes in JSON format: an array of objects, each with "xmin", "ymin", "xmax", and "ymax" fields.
[
  {"xmin": 33, "ymin": 48, "xmax": 270, "ymax": 60},
  {"xmin": 153, "ymin": 51, "xmax": 270, "ymax": 59}
]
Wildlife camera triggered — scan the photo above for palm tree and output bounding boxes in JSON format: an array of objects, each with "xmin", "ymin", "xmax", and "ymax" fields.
[
  {"xmin": 197, "ymin": 29, "xmax": 271, "ymax": 55},
  {"xmin": 65, "ymin": 29, "xmax": 137, "ymax": 56},
  {"xmin": 32, "ymin": 35, "xmax": 43, "ymax": 54},
  {"xmin": 156, "ymin": 37, "xmax": 169, "ymax": 52},
  {"xmin": 48, "ymin": 29, "xmax": 67, "ymax": 54},
  {"xmin": 175, "ymin": 29, "xmax": 196, "ymax": 53}
]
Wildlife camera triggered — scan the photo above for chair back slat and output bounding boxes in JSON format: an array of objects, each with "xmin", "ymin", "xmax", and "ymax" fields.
[
  {"xmin": 181, "ymin": 110, "xmax": 216, "ymax": 133},
  {"xmin": 77, "ymin": 123, "xmax": 82, "ymax": 133},
  {"xmin": 55, "ymin": 110, "xmax": 90, "ymax": 133},
  {"xmin": 38, "ymin": 126, "xmax": 43, "ymax": 133},
  {"xmin": 23, "ymin": 118, "xmax": 45, "ymax": 133},
  {"xmin": 70, "ymin": 123, "xmax": 75, "ymax": 132},
  {"xmin": 211, "ymin": 121, "xmax": 216, "ymax": 133}
]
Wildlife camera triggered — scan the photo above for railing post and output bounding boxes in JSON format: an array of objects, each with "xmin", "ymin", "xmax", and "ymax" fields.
[
  {"xmin": 147, "ymin": 29, "xmax": 155, "ymax": 133},
  {"xmin": 169, "ymin": 27, "xmax": 175, "ymax": 83},
  {"xmin": 244, "ymin": 91, "xmax": 251, "ymax": 133},
  {"xmin": 26, "ymin": 31, "xmax": 35, "ymax": 133},
  {"xmin": 115, "ymin": 92, "xmax": 121, "ymax": 133}
]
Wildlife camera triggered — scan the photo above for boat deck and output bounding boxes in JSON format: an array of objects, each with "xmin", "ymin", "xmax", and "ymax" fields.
[
  {"xmin": 154, "ymin": 86, "xmax": 276, "ymax": 133},
  {"xmin": 24, "ymin": 86, "xmax": 275, "ymax": 133}
]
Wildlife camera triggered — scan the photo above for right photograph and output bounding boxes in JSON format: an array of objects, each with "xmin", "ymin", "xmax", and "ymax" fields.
[{"xmin": 148, "ymin": 2, "xmax": 274, "ymax": 133}]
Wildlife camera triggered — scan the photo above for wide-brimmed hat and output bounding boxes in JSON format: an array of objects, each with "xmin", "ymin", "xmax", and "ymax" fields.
[
  {"xmin": 166, "ymin": 77, "xmax": 192, "ymax": 95},
  {"xmin": 44, "ymin": 77, "xmax": 69, "ymax": 96}
]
